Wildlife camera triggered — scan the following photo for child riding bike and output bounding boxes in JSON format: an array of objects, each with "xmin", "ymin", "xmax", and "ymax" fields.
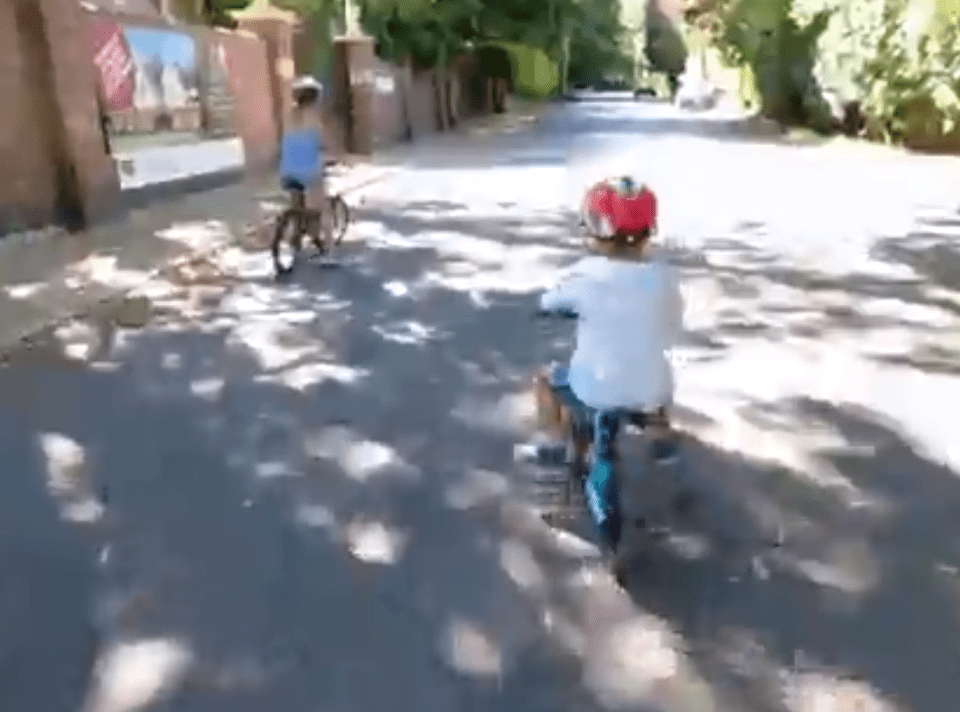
[
  {"xmin": 525, "ymin": 176, "xmax": 685, "ymax": 559},
  {"xmin": 279, "ymin": 75, "xmax": 332, "ymax": 248}
]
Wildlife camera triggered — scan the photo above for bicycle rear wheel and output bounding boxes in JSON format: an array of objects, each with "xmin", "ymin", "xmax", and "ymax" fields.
[
  {"xmin": 271, "ymin": 209, "xmax": 304, "ymax": 277},
  {"xmin": 329, "ymin": 194, "xmax": 350, "ymax": 245}
]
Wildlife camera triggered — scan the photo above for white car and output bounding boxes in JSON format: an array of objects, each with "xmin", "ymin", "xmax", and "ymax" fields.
[{"xmin": 675, "ymin": 75, "xmax": 722, "ymax": 111}]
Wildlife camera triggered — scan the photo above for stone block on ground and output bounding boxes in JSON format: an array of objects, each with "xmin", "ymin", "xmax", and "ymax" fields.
[{"xmin": 107, "ymin": 295, "xmax": 152, "ymax": 330}]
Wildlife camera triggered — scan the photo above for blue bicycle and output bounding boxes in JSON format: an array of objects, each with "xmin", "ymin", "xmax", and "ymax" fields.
[{"xmin": 526, "ymin": 309, "xmax": 696, "ymax": 580}]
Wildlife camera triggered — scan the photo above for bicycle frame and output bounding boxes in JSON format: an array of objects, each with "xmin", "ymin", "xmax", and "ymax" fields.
[
  {"xmin": 552, "ymin": 378, "xmax": 628, "ymax": 552},
  {"xmin": 538, "ymin": 317, "xmax": 629, "ymax": 551}
]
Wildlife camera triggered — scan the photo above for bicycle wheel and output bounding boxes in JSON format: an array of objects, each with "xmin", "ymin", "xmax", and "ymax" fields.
[
  {"xmin": 329, "ymin": 194, "xmax": 350, "ymax": 245},
  {"xmin": 271, "ymin": 209, "xmax": 304, "ymax": 277}
]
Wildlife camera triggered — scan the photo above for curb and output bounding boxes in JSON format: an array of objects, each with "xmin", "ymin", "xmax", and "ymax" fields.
[{"xmin": 0, "ymin": 166, "xmax": 398, "ymax": 356}]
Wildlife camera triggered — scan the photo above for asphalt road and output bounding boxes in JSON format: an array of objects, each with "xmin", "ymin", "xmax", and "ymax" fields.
[{"xmin": 2, "ymin": 96, "xmax": 960, "ymax": 712}]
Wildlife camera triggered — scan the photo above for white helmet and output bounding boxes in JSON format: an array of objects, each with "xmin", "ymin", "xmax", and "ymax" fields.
[{"xmin": 291, "ymin": 75, "xmax": 323, "ymax": 95}]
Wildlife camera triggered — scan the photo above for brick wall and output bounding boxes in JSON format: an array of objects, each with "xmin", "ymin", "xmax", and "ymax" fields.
[
  {"xmin": 408, "ymin": 69, "xmax": 440, "ymax": 139},
  {"xmin": 0, "ymin": 1, "xmax": 57, "ymax": 230},
  {"xmin": 369, "ymin": 56, "xmax": 406, "ymax": 149},
  {"xmin": 0, "ymin": 0, "xmax": 119, "ymax": 234},
  {"xmin": 324, "ymin": 49, "xmax": 494, "ymax": 152},
  {"xmin": 0, "ymin": 0, "xmax": 281, "ymax": 234},
  {"xmin": 0, "ymin": 2, "xmax": 496, "ymax": 234},
  {"xmin": 39, "ymin": 0, "xmax": 121, "ymax": 225}
]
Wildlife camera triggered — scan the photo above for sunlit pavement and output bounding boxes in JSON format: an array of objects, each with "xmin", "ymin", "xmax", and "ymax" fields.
[{"xmin": 2, "ymin": 97, "xmax": 960, "ymax": 712}]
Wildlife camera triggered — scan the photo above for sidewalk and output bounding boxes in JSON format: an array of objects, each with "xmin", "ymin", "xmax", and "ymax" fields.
[
  {"xmin": 0, "ymin": 100, "xmax": 553, "ymax": 351},
  {"xmin": 0, "ymin": 164, "xmax": 393, "ymax": 351}
]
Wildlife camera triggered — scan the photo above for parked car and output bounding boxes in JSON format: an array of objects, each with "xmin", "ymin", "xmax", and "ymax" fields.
[
  {"xmin": 674, "ymin": 75, "xmax": 722, "ymax": 111},
  {"xmin": 633, "ymin": 86, "xmax": 657, "ymax": 99},
  {"xmin": 595, "ymin": 77, "xmax": 630, "ymax": 91}
]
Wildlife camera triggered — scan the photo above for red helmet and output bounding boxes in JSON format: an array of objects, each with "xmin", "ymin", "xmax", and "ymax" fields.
[{"xmin": 582, "ymin": 177, "xmax": 657, "ymax": 239}]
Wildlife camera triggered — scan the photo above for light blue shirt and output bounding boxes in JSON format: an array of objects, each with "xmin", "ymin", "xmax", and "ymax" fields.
[{"xmin": 279, "ymin": 128, "xmax": 324, "ymax": 186}]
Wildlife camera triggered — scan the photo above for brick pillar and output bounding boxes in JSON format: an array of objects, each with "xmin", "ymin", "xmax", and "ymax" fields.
[
  {"xmin": 235, "ymin": 13, "xmax": 296, "ymax": 147},
  {"xmin": 332, "ymin": 36, "xmax": 375, "ymax": 154}
]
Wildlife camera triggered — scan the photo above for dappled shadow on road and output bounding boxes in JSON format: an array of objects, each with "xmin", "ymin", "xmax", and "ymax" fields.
[
  {"xmin": 353, "ymin": 202, "xmax": 584, "ymax": 253},
  {"xmin": 668, "ymin": 226, "xmax": 960, "ymax": 382},
  {"xmin": 3, "ymin": 194, "xmax": 960, "ymax": 712},
  {"xmin": 363, "ymin": 99, "xmax": 801, "ymax": 175},
  {"xmin": 0, "ymin": 206, "xmax": 644, "ymax": 711},
  {"xmin": 566, "ymin": 94, "xmax": 672, "ymax": 104},
  {"xmin": 617, "ymin": 400, "xmax": 960, "ymax": 712},
  {"xmin": 872, "ymin": 216, "xmax": 960, "ymax": 296},
  {"xmin": 369, "ymin": 111, "xmax": 568, "ymax": 172},
  {"xmin": 556, "ymin": 103, "xmax": 797, "ymax": 149},
  {"xmin": 0, "ymin": 345, "xmax": 100, "ymax": 712},
  {"xmin": 619, "ymin": 213, "xmax": 960, "ymax": 710}
]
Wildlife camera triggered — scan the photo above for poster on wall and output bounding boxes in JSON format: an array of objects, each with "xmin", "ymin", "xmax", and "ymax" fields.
[
  {"xmin": 91, "ymin": 21, "xmax": 203, "ymax": 144},
  {"xmin": 89, "ymin": 19, "xmax": 244, "ymax": 188}
]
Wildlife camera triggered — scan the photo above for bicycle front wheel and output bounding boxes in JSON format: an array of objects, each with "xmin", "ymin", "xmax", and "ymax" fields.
[{"xmin": 329, "ymin": 194, "xmax": 350, "ymax": 245}]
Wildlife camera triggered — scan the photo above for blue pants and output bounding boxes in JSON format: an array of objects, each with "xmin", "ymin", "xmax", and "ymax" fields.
[{"xmin": 548, "ymin": 366, "xmax": 623, "ymax": 551}]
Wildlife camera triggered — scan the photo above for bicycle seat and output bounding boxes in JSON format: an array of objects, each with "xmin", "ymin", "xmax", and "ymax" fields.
[{"xmin": 281, "ymin": 177, "xmax": 306, "ymax": 192}]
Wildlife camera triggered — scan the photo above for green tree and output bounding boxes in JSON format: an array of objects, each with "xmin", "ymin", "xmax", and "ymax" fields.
[
  {"xmin": 645, "ymin": 0, "xmax": 686, "ymax": 80},
  {"xmin": 856, "ymin": 0, "xmax": 960, "ymax": 148},
  {"xmin": 221, "ymin": 0, "xmax": 632, "ymax": 94},
  {"xmin": 567, "ymin": 0, "xmax": 629, "ymax": 86},
  {"xmin": 686, "ymin": 0, "xmax": 834, "ymax": 127},
  {"xmin": 359, "ymin": 0, "xmax": 483, "ymax": 66},
  {"xmin": 193, "ymin": 0, "xmax": 249, "ymax": 26},
  {"xmin": 358, "ymin": 0, "xmax": 628, "ymax": 85}
]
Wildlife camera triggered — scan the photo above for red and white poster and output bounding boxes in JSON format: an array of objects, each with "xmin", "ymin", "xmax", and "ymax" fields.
[
  {"xmin": 90, "ymin": 19, "xmax": 135, "ymax": 112},
  {"xmin": 86, "ymin": 17, "xmax": 244, "ymax": 188}
]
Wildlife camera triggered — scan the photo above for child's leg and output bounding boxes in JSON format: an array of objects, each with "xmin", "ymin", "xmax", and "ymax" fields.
[
  {"xmin": 526, "ymin": 369, "xmax": 591, "ymax": 466},
  {"xmin": 533, "ymin": 369, "xmax": 566, "ymax": 441},
  {"xmin": 587, "ymin": 411, "xmax": 623, "ymax": 552},
  {"xmin": 305, "ymin": 179, "xmax": 331, "ymax": 247},
  {"xmin": 535, "ymin": 369, "xmax": 593, "ymax": 456},
  {"xmin": 318, "ymin": 177, "xmax": 333, "ymax": 245}
]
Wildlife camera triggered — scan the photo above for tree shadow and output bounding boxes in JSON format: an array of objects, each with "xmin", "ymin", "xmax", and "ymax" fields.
[
  {"xmin": 0, "ymin": 209, "xmax": 660, "ymax": 711},
  {"xmin": 5, "ymin": 189, "xmax": 960, "ymax": 712},
  {"xmin": 365, "ymin": 96, "xmax": 817, "ymax": 176},
  {"xmin": 664, "ymin": 229, "xmax": 960, "ymax": 357},
  {"xmin": 0, "ymin": 343, "xmax": 100, "ymax": 712},
  {"xmin": 501, "ymin": 393, "xmax": 960, "ymax": 712},
  {"xmin": 353, "ymin": 202, "xmax": 584, "ymax": 253},
  {"xmin": 872, "ymin": 230, "xmax": 960, "ymax": 294},
  {"xmin": 634, "ymin": 397, "xmax": 960, "ymax": 712}
]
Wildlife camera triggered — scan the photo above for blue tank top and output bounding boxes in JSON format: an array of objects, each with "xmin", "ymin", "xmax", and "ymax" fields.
[{"xmin": 279, "ymin": 128, "xmax": 324, "ymax": 185}]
